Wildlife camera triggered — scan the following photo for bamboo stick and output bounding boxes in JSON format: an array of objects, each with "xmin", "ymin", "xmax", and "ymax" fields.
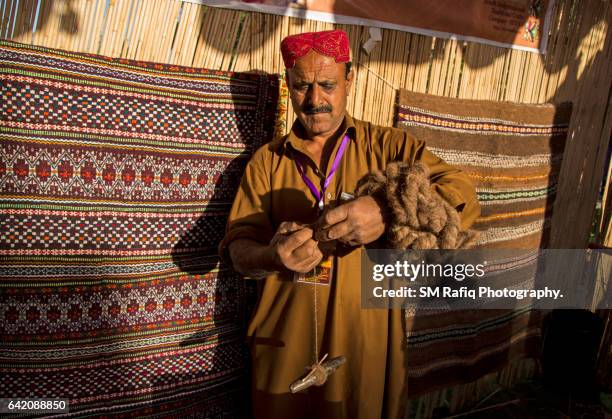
[
  {"xmin": 203, "ymin": 6, "xmax": 225, "ymax": 68},
  {"xmin": 493, "ymin": 47, "xmax": 508, "ymax": 100},
  {"xmin": 96, "ymin": 0, "xmax": 116, "ymax": 55},
  {"xmin": 55, "ymin": 0, "xmax": 67, "ymax": 49},
  {"xmin": 414, "ymin": 35, "xmax": 433, "ymax": 93},
  {"xmin": 24, "ymin": 0, "xmax": 39, "ymax": 44},
  {"xmin": 380, "ymin": 30, "xmax": 400, "ymax": 125},
  {"xmin": 232, "ymin": 12, "xmax": 250, "ymax": 72},
  {"xmin": 366, "ymin": 28, "xmax": 384, "ymax": 122},
  {"xmin": 428, "ymin": 37, "xmax": 444, "ymax": 95},
  {"xmin": 537, "ymin": 0, "xmax": 564, "ymax": 102},
  {"xmin": 4, "ymin": 0, "xmax": 17, "ymax": 39},
  {"xmin": 171, "ymin": 1, "xmax": 196, "ymax": 65},
  {"xmin": 98, "ymin": 0, "xmax": 118, "ymax": 55},
  {"xmin": 344, "ymin": 24, "xmax": 363, "ymax": 119},
  {"xmin": 46, "ymin": 0, "xmax": 63, "ymax": 50},
  {"xmin": 159, "ymin": 1, "xmax": 182, "ymax": 63},
  {"xmin": 113, "ymin": 0, "xmax": 131, "ymax": 57},
  {"xmin": 168, "ymin": 0, "xmax": 188, "ymax": 64},
  {"xmin": 78, "ymin": 0, "xmax": 95, "ymax": 52},
  {"xmin": 180, "ymin": 1, "xmax": 203, "ymax": 66},
  {"xmin": 352, "ymin": 26, "xmax": 369, "ymax": 120},
  {"xmin": 125, "ymin": 0, "xmax": 145, "ymax": 59},
  {"xmin": 457, "ymin": 42, "xmax": 474, "ymax": 98},
  {"xmin": 11, "ymin": 0, "xmax": 33, "ymax": 43},
  {"xmin": 65, "ymin": 0, "xmax": 82, "ymax": 51},
  {"xmin": 28, "ymin": 0, "xmax": 44, "ymax": 46},
  {"xmin": 441, "ymin": 39, "xmax": 457, "ymax": 97},
  {"xmin": 0, "ymin": 0, "xmax": 8, "ymax": 38},
  {"xmin": 446, "ymin": 40, "xmax": 458, "ymax": 97},
  {"xmin": 34, "ymin": 0, "xmax": 52, "ymax": 48},
  {"xmin": 9, "ymin": 0, "xmax": 23, "ymax": 41},
  {"xmin": 123, "ymin": 0, "xmax": 145, "ymax": 59},
  {"xmin": 151, "ymin": 0, "xmax": 171, "ymax": 61},
  {"xmin": 8, "ymin": 0, "xmax": 20, "ymax": 40},
  {"xmin": 140, "ymin": 0, "xmax": 162, "ymax": 61},
  {"xmin": 223, "ymin": 10, "xmax": 243, "ymax": 69},
  {"xmin": 67, "ymin": 0, "xmax": 85, "ymax": 52}
]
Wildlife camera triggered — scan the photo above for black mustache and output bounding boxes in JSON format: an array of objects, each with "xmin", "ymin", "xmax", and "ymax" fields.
[{"xmin": 304, "ymin": 105, "xmax": 332, "ymax": 114}]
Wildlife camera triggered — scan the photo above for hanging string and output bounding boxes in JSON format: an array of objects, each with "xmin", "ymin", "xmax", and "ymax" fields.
[
  {"xmin": 313, "ymin": 264, "xmax": 318, "ymax": 365},
  {"xmin": 357, "ymin": 62, "xmax": 399, "ymax": 90}
]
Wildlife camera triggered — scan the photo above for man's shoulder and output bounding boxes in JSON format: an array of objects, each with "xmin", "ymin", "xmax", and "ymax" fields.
[
  {"xmin": 351, "ymin": 116, "xmax": 415, "ymax": 143},
  {"xmin": 248, "ymin": 136, "xmax": 286, "ymax": 163}
]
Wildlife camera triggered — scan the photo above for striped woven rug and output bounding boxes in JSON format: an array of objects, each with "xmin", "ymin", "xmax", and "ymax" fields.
[
  {"xmin": 0, "ymin": 40, "xmax": 278, "ymax": 417},
  {"xmin": 397, "ymin": 89, "xmax": 571, "ymax": 249},
  {"xmin": 396, "ymin": 89, "xmax": 571, "ymax": 398}
]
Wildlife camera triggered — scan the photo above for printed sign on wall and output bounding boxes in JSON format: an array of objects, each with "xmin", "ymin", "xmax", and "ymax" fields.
[{"xmin": 191, "ymin": 0, "xmax": 554, "ymax": 53}]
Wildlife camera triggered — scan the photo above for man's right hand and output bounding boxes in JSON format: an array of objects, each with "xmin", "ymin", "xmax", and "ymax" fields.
[{"xmin": 269, "ymin": 222, "xmax": 323, "ymax": 273}]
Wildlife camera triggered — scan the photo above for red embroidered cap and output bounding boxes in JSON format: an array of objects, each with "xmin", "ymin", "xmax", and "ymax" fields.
[{"xmin": 281, "ymin": 29, "xmax": 351, "ymax": 69}]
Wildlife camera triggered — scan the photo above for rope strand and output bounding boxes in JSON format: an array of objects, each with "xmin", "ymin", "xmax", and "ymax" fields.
[{"xmin": 313, "ymin": 264, "xmax": 318, "ymax": 365}]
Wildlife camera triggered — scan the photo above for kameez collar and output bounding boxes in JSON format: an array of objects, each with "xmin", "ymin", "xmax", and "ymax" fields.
[{"xmin": 280, "ymin": 114, "xmax": 357, "ymax": 154}]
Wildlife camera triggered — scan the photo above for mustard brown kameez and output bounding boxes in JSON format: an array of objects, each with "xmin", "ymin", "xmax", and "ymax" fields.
[{"xmin": 219, "ymin": 115, "xmax": 480, "ymax": 419}]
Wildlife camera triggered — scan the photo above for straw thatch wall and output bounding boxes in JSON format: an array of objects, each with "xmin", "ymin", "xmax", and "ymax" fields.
[
  {"xmin": 1, "ymin": 0, "xmax": 610, "ymax": 249},
  {"xmin": 2, "ymin": 0, "xmax": 611, "ymax": 407}
]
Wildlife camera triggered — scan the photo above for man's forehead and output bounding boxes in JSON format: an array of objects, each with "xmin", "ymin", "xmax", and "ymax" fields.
[{"xmin": 288, "ymin": 51, "xmax": 344, "ymax": 80}]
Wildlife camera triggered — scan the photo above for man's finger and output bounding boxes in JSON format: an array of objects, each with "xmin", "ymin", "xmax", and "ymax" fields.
[
  {"xmin": 277, "ymin": 221, "xmax": 306, "ymax": 235},
  {"xmin": 292, "ymin": 238, "xmax": 319, "ymax": 261},
  {"xmin": 336, "ymin": 232, "xmax": 360, "ymax": 246},
  {"xmin": 315, "ymin": 219, "xmax": 353, "ymax": 242},
  {"xmin": 278, "ymin": 227, "xmax": 313, "ymax": 252},
  {"xmin": 337, "ymin": 222, "xmax": 384, "ymax": 246},
  {"xmin": 299, "ymin": 255, "xmax": 324, "ymax": 273},
  {"xmin": 318, "ymin": 204, "xmax": 349, "ymax": 229},
  {"xmin": 293, "ymin": 246, "xmax": 324, "ymax": 273},
  {"xmin": 271, "ymin": 222, "xmax": 302, "ymax": 246}
]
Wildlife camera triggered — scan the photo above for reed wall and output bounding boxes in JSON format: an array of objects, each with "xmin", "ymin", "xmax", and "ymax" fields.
[{"xmin": 1, "ymin": 0, "xmax": 610, "ymax": 249}]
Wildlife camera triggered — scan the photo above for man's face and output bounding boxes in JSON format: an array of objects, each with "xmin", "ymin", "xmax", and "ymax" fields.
[{"xmin": 286, "ymin": 51, "xmax": 353, "ymax": 138}]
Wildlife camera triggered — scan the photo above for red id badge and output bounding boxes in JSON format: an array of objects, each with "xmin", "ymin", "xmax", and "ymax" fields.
[{"xmin": 293, "ymin": 254, "xmax": 334, "ymax": 286}]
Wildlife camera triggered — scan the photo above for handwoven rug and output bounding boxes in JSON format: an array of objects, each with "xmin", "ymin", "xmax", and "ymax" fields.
[
  {"xmin": 0, "ymin": 40, "xmax": 278, "ymax": 417},
  {"xmin": 396, "ymin": 89, "xmax": 572, "ymax": 398},
  {"xmin": 397, "ymin": 90, "xmax": 571, "ymax": 249}
]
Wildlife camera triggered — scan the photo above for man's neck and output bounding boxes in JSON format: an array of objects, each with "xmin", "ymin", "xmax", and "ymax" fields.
[
  {"xmin": 302, "ymin": 116, "xmax": 345, "ymax": 172},
  {"xmin": 303, "ymin": 114, "xmax": 345, "ymax": 143}
]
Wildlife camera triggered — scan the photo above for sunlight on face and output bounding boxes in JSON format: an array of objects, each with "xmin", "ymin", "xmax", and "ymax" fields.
[{"xmin": 287, "ymin": 51, "xmax": 353, "ymax": 139}]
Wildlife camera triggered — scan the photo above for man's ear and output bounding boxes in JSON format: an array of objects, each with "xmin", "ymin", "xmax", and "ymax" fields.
[
  {"xmin": 346, "ymin": 69, "xmax": 354, "ymax": 96},
  {"xmin": 285, "ymin": 69, "xmax": 291, "ymax": 88}
]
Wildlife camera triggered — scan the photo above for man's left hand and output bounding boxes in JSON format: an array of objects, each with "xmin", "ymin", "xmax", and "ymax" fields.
[{"xmin": 314, "ymin": 196, "xmax": 385, "ymax": 246}]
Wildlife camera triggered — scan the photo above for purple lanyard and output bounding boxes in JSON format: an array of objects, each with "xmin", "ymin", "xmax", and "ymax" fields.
[{"xmin": 294, "ymin": 134, "xmax": 350, "ymax": 211}]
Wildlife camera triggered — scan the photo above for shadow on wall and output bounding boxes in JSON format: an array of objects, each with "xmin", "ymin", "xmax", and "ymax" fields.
[
  {"xmin": 2, "ymin": 0, "xmax": 79, "ymax": 39},
  {"xmin": 165, "ymin": 71, "xmax": 279, "ymax": 417}
]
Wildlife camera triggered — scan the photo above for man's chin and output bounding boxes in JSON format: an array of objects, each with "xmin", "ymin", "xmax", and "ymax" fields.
[{"xmin": 300, "ymin": 113, "xmax": 333, "ymax": 136}]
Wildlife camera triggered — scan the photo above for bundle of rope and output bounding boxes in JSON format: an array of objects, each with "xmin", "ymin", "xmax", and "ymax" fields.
[{"xmin": 355, "ymin": 161, "xmax": 479, "ymax": 250}]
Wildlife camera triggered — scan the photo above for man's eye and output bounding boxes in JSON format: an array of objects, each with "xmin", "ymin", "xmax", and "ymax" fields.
[{"xmin": 321, "ymin": 84, "xmax": 336, "ymax": 91}]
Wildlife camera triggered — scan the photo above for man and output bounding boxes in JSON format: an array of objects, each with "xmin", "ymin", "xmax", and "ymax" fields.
[{"xmin": 219, "ymin": 30, "xmax": 480, "ymax": 419}]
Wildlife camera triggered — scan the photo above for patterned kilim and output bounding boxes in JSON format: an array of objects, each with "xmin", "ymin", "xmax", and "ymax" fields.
[
  {"xmin": 0, "ymin": 40, "xmax": 279, "ymax": 417},
  {"xmin": 397, "ymin": 90, "xmax": 571, "ymax": 249},
  {"xmin": 396, "ymin": 89, "xmax": 572, "ymax": 396}
]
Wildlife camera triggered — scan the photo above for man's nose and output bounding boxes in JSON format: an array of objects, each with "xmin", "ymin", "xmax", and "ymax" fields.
[{"xmin": 306, "ymin": 84, "xmax": 323, "ymax": 106}]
